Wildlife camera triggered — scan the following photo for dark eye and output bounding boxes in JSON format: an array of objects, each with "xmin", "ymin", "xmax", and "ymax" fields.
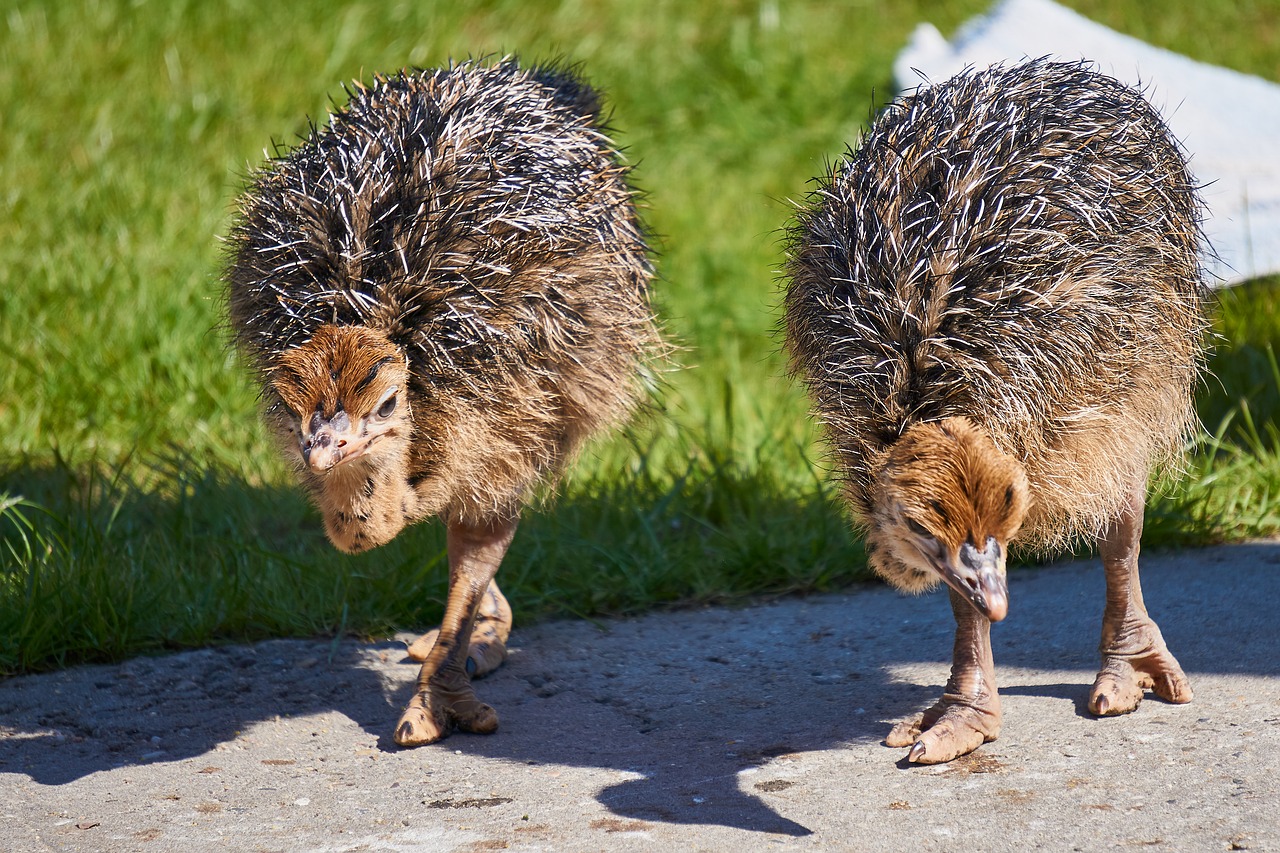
[
  {"xmin": 906, "ymin": 517, "xmax": 932, "ymax": 538},
  {"xmin": 377, "ymin": 395, "xmax": 397, "ymax": 418}
]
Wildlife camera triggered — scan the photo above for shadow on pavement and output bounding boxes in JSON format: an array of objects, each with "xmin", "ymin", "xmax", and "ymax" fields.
[{"xmin": 1, "ymin": 541, "xmax": 1277, "ymax": 836}]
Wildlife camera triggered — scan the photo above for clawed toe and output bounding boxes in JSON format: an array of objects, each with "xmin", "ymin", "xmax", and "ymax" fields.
[
  {"xmin": 907, "ymin": 713, "xmax": 993, "ymax": 764},
  {"xmin": 1089, "ymin": 648, "xmax": 1193, "ymax": 717},
  {"xmin": 395, "ymin": 698, "xmax": 449, "ymax": 747},
  {"xmin": 1089, "ymin": 665, "xmax": 1145, "ymax": 716},
  {"xmin": 889, "ymin": 703, "xmax": 999, "ymax": 765},
  {"xmin": 393, "ymin": 685, "xmax": 500, "ymax": 748},
  {"xmin": 885, "ymin": 716, "xmax": 923, "ymax": 748}
]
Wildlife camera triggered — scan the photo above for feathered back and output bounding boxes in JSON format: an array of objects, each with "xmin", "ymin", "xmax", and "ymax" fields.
[
  {"xmin": 225, "ymin": 59, "xmax": 661, "ymax": 525},
  {"xmin": 784, "ymin": 59, "xmax": 1208, "ymax": 549}
]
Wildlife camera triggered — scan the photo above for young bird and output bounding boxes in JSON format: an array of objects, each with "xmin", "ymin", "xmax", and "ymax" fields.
[
  {"xmin": 784, "ymin": 59, "xmax": 1207, "ymax": 764},
  {"xmin": 225, "ymin": 59, "xmax": 661, "ymax": 747}
]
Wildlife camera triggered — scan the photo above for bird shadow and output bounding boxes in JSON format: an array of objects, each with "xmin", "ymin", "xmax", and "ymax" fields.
[
  {"xmin": 372, "ymin": 621, "xmax": 946, "ymax": 837},
  {"xmin": 0, "ymin": 621, "xmax": 932, "ymax": 837},
  {"xmin": 998, "ymin": 681, "xmax": 1094, "ymax": 718},
  {"xmin": 2, "ymin": 458, "xmax": 1278, "ymax": 835},
  {"xmin": 0, "ymin": 462, "xmax": 919, "ymax": 836}
]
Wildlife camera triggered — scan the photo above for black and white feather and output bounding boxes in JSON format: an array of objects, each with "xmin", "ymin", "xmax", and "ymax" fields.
[
  {"xmin": 785, "ymin": 59, "xmax": 1209, "ymax": 550},
  {"xmin": 225, "ymin": 58, "xmax": 662, "ymax": 527}
]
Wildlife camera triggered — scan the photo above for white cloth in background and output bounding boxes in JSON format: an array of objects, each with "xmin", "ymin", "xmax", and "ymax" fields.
[{"xmin": 894, "ymin": 0, "xmax": 1280, "ymax": 285}]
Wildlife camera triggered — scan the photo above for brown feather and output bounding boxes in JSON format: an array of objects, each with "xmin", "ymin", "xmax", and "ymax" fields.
[
  {"xmin": 224, "ymin": 59, "xmax": 663, "ymax": 550},
  {"xmin": 866, "ymin": 418, "xmax": 1030, "ymax": 592},
  {"xmin": 783, "ymin": 59, "xmax": 1208, "ymax": 589}
]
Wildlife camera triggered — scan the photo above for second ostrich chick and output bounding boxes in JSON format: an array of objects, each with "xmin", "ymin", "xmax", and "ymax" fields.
[
  {"xmin": 225, "ymin": 60, "xmax": 660, "ymax": 748},
  {"xmin": 784, "ymin": 60, "xmax": 1207, "ymax": 764}
]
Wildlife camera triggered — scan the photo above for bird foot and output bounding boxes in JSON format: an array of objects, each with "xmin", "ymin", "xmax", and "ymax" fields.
[
  {"xmin": 886, "ymin": 698, "xmax": 1001, "ymax": 764},
  {"xmin": 394, "ymin": 669, "xmax": 499, "ymax": 747},
  {"xmin": 406, "ymin": 628, "xmax": 508, "ymax": 678},
  {"xmin": 1089, "ymin": 619, "xmax": 1192, "ymax": 716},
  {"xmin": 407, "ymin": 582, "xmax": 512, "ymax": 679}
]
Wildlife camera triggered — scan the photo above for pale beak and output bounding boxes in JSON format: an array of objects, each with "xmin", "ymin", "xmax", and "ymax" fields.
[
  {"xmin": 301, "ymin": 410, "xmax": 376, "ymax": 473},
  {"xmin": 933, "ymin": 536, "xmax": 1008, "ymax": 622}
]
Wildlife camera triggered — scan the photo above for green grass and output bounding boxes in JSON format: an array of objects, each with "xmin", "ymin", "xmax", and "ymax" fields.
[
  {"xmin": 1163, "ymin": 275, "xmax": 1280, "ymax": 541},
  {"xmin": 2, "ymin": 0, "xmax": 1279, "ymax": 675}
]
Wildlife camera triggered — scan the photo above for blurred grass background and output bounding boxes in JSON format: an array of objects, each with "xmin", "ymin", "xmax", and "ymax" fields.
[{"xmin": 1, "ymin": 0, "xmax": 1278, "ymax": 674}]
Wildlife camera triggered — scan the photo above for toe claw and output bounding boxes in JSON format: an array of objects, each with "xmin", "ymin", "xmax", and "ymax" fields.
[
  {"xmin": 889, "ymin": 698, "xmax": 998, "ymax": 764},
  {"xmin": 393, "ymin": 702, "xmax": 447, "ymax": 748},
  {"xmin": 1093, "ymin": 613, "xmax": 1192, "ymax": 715}
]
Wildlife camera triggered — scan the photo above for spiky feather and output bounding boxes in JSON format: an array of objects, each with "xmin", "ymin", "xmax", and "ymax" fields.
[
  {"xmin": 784, "ymin": 59, "xmax": 1208, "ymax": 552},
  {"xmin": 225, "ymin": 58, "xmax": 661, "ymax": 531}
]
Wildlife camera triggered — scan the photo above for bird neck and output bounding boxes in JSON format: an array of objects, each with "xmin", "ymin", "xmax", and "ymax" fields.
[{"xmin": 309, "ymin": 450, "xmax": 413, "ymax": 554}]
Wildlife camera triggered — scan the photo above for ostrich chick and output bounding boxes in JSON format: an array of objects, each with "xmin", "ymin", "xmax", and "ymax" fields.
[
  {"xmin": 784, "ymin": 60, "xmax": 1207, "ymax": 764},
  {"xmin": 225, "ymin": 60, "xmax": 660, "ymax": 747}
]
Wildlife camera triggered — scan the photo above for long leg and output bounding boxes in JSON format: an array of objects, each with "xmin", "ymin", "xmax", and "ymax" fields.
[
  {"xmin": 406, "ymin": 581, "xmax": 512, "ymax": 678},
  {"xmin": 1089, "ymin": 482, "xmax": 1192, "ymax": 715},
  {"xmin": 886, "ymin": 588, "xmax": 1001, "ymax": 764},
  {"xmin": 394, "ymin": 516, "xmax": 518, "ymax": 747}
]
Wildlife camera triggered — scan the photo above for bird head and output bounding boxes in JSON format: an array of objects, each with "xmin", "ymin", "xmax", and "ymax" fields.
[
  {"xmin": 270, "ymin": 325, "xmax": 411, "ymax": 475},
  {"xmin": 866, "ymin": 417, "xmax": 1030, "ymax": 622}
]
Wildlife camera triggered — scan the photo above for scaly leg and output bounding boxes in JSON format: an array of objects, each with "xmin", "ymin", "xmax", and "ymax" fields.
[
  {"xmin": 886, "ymin": 588, "xmax": 1001, "ymax": 764},
  {"xmin": 1089, "ymin": 483, "xmax": 1192, "ymax": 715},
  {"xmin": 394, "ymin": 517, "xmax": 518, "ymax": 747},
  {"xmin": 406, "ymin": 581, "xmax": 512, "ymax": 678}
]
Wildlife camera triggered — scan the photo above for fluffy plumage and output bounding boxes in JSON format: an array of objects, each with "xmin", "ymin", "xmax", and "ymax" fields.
[
  {"xmin": 784, "ymin": 59, "xmax": 1207, "ymax": 763},
  {"xmin": 228, "ymin": 59, "xmax": 659, "ymax": 531},
  {"xmin": 786, "ymin": 59, "xmax": 1206, "ymax": 557},
  {"xmin": 224, "ymin": 58, "xmax": 660, "ymax": 746}
]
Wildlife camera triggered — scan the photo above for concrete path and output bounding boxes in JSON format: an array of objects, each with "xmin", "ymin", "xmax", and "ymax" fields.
[{"xmin": 1, "ymin": 543, "xmax": 1277, "ymax": 852}]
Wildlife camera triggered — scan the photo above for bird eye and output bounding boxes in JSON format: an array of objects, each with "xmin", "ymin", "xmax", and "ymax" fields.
[
  {"xmin": 377, "ymin": 394, "xmax": 397, "ymax": 419},
  {"xmin": 906, "ymin": 517, "xmax": 932, "ymax": 538}
]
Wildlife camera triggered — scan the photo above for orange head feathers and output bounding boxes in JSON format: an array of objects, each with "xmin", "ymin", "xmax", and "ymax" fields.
[
  {"xmin": 864, "ymin": 417, "xmax": 1030, "ymax": 620},
  {"xmin": 271, "ymin": 325, "xmax": 411, "ymax": 476}
]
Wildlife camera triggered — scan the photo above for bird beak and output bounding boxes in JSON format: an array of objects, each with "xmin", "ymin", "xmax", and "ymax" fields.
[
  {"xmin": 933, "ymin": 537, "xmax": 1008, "ymax": 622},
  {"xmin": 301, "ymin": 410, "xmax": 375, "ymax": 473}
]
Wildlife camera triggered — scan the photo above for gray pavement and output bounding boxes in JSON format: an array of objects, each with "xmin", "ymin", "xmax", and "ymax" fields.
[{"xmin": 1, "ymin": 543, "xmax": 1277, "ymax": 852}]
